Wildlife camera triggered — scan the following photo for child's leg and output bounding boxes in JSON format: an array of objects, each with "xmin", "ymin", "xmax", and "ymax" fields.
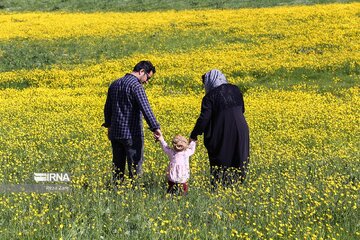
[
  {"xmin": 167, "ymin": 180, "xmax": 176, "ymax": 193},
  {"xmin": 182, "ymin": 183, "xmax": 188, "ymax": 195}
]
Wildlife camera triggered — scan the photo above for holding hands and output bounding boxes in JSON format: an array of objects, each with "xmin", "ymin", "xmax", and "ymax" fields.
[
  {"xmin": 153, "ymin": 129, "xmax": 163, "ymax": 142},
  {"xmin": 154, "ymin": 129, "xmax": 196, "ymax": 144}
]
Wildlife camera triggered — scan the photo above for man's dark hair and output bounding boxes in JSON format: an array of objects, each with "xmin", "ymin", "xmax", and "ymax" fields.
[{"xmin": 133, "ymin": 61, "xmax": 156, "ymax": 74}]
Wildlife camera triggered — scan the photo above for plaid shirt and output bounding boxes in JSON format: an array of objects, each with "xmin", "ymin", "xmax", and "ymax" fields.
[{"xmin": 102, "ymin": 74, "xmax": 160, "ymax": 139}]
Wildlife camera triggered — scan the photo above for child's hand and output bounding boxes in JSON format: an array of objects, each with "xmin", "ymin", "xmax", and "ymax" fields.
[
  {"xmin": 158, "ymin": 135, "xmax": 164, "ymax": 142},
  {"xmin": 153, "ymin": 129, "xmax": 162, "ymax": 142}
]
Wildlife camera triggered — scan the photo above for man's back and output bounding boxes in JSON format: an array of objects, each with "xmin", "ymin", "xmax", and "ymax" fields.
[{"xmin": 104, "ymin": 73, "xmax": 159, "ymax": 140}]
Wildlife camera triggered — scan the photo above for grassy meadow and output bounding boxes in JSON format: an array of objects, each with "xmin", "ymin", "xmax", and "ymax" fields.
[
  {"xmin": 0, "ymin": 0, "xmax": 356, "ymax": 12},
  {"xmin": 0, "ymin": 1, "xmax": 359, "ymax": 239}
]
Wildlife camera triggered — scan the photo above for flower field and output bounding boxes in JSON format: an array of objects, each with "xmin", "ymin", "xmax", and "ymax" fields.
[{"xmin": 0, "ymin": 2, "xmax": 359, "ymax": 239}]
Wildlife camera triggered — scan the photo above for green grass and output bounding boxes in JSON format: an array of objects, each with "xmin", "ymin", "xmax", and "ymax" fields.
[
  {"xmin": 1, "ymin": 30, "xmax": 358, "ymax": 94},
  {"xmin": 0, "ymin": 1, "xmax": 359, "ymax": 239},
  {"xmin": 233, "ymin": 63, "xmax": 360, "ymax": 94},
  {"xmin": 1, "ymin": 157, "xmax": 359, "ymax": 239},
  {"xmin": 0, "ymin": 0, "xmax": 356, "ymax": 12},
  {"xmin": 0, "ymin": 31, "xmax": 224, "ymax": 72}
]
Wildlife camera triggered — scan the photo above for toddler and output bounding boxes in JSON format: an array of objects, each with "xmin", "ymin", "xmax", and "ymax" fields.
[{"xmin": 157, "ymin": 134, "xmax": 196, "ymax": 195}]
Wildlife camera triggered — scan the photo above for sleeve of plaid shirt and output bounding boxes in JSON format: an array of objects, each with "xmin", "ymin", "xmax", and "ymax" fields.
[
  {"xmin": 133, "ymin": 85, "xmax": 160, "ymax": 131},
  {"xmin": 102, "ymin": 87, "xmax": 112, "ymax": 128}
]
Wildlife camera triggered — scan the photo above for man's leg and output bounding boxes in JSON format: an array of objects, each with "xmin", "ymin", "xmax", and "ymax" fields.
[
  {"xmin": 125, "ymin": 137, "xmax": 144, "ymax": 179},
  {"xmin": 111, "ymin": 140, "xmax": 127, "ymax": 184}
]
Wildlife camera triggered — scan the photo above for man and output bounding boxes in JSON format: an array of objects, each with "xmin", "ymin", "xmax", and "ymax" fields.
[{"xmin": 102, "ymin": 60, "xmax": 161, "ymax": 184}]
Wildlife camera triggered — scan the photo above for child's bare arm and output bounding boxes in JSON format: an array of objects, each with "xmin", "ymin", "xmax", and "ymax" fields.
[{"xmin": 159, "ymin": 137, "xmax": 173, "ymax": 157}]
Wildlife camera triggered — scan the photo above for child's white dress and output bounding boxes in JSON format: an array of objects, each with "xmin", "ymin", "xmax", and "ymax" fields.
[{"xmin": 159, "ymin": 140, "xmax": 196, "ymax": 183}]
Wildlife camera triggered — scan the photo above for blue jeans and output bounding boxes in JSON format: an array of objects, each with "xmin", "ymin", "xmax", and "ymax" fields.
[{"xmin": 111, "ymin": 137, "xmax": 144, "ymax": 183}]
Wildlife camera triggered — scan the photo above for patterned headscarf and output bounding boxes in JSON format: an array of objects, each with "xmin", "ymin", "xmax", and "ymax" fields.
[{"xmin": 203, "ymin": 69, "xmax": 228, "ymax": 94}]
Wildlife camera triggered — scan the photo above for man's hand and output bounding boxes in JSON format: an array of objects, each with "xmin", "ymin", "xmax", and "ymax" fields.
[{"xmin": 153, "ymin": 129, "xmax": 162, "ymax": 142}]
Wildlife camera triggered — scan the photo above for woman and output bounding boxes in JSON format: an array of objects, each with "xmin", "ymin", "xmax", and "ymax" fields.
[{"xmin": 190, "ymin": 69, "xmax": 249, "ymax": 189}]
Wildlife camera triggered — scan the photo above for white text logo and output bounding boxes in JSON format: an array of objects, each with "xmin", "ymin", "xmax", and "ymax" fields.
[{"xmin": 34, "ymin": 173, "xmax": 71, "ymax": 182}]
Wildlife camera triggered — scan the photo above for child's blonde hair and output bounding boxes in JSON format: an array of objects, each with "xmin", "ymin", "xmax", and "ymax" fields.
[{"xmin": 172, "ymin": 135, "xmax": 189, "ymax": 152}]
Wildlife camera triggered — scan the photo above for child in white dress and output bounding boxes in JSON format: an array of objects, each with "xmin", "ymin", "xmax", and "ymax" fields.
[{"xmin": 157, "ymin": 134, "xmax": 196, "ymax": 195}]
